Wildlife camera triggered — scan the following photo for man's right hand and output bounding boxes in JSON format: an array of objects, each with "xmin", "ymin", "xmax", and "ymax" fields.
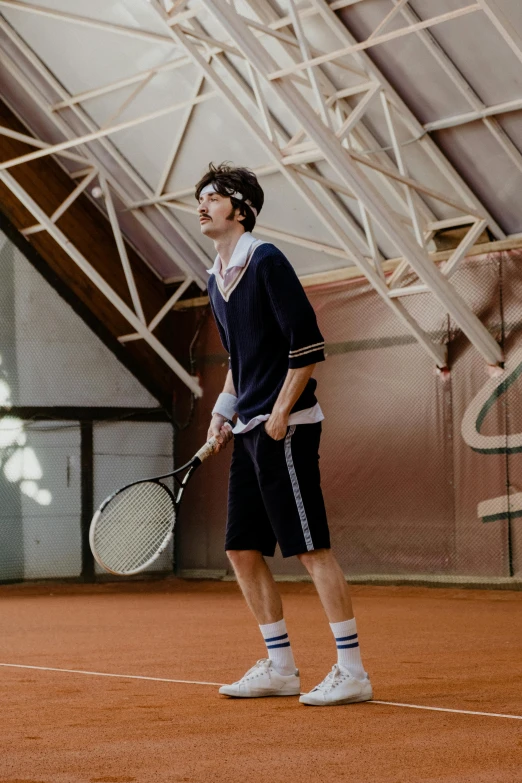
[{"xmin": 207, "ymin": 414, "xmax": 233, "ymax": 454}]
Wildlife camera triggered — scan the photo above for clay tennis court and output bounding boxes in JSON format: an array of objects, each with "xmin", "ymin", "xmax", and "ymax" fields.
[
  {"xmin": 2, "ymin": 2, "xmax": 522, "ymax": 782},
  {"xmin": 1, "ymin": 579, "xmax": 520, "ymax": 783}
]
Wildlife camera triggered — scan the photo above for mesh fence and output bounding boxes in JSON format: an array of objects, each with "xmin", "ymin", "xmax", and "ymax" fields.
[
  {"xmin": 0, "ymin": 419, "xmax": 175, "ymax": 582},
  {"xmin": 0, "ymin": 229, "xmax": 173, "ymax": 583},
  {"xmin": 93, "ymin": 421, "xmax": 175, "ymax": 577},
  {"xmin": 178, "ymin": 250, "xmax": 522, "ymax": 587},
  {"xmin": 0, "ymin": 419, "xmax": 83, "ymax": 581}
]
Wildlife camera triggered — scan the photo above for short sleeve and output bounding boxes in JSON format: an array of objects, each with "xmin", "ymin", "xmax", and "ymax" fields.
[{"xmin": 262, "ymin": 251, "xmax": 325, "ymax": 368}]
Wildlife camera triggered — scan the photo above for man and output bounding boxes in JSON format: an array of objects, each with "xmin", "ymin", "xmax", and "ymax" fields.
[{"xmin": 196, "ymin": 162, "xmax": 372, "ymax": 706}]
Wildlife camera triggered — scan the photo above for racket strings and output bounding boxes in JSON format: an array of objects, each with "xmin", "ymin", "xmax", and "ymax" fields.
[
  {"xmin": 92, "ymin": 482, "xmax": 175, "ymax": 573},
  {"xmin": 95, "ymin": 490, "xmax": 173, "ymax": 572}
]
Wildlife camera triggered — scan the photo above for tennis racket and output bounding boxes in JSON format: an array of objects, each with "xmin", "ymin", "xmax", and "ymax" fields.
[{"xmin": 89, "ymin": 435, "xmax": 222, "ymax": 576}]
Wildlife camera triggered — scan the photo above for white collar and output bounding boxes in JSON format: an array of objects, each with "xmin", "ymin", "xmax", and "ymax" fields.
[{"xmin": 207, "ymin": 232, "xmax": 258, "ymax": 276}]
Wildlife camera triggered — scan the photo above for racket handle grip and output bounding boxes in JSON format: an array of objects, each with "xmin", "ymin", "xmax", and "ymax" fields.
[{"xmin": 196, "ymin": 436, "xmax": 219, "ymax": 462}]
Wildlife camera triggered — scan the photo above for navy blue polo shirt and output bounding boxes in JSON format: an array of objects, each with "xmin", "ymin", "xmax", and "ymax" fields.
[{"xmin": 208, "ymin": 242, "xmax": 325, "ymax": 425}]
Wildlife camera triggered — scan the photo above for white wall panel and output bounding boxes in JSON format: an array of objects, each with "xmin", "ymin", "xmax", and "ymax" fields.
[{"xmin": 5, "ymin": 234, "xmax": 158, "ymax": 408}]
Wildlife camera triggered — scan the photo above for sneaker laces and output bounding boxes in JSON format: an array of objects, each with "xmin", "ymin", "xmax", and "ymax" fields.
[
  {"xmin": 312, "ymin": 664, "xmax": 349, "ymax": 693},
  {"xmin": 235, "ymin": 659, "xmax": 273, "ymax": 684}
]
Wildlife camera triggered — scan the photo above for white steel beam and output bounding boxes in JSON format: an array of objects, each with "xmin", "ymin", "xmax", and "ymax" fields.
[
  {"xmin": 180, "ymin": 0, "xmax": 429, "ymax": 236},
  {"xmin": 380, "ymin": 93, "xmax": 424, "ymax": 248},
  {"xmin": 335, "ymin": 84, "xmax": 381, "ymax": 141},
  {"xmin": 0, "ymin": 93, "xmax": 217, "ymax": 172},
  {"xmin": 0, "ymin": 0, "xmax": 175, "ymax": 44},
  {"xmin": 294, "ymin": 166, "xmax": 413, "ymax": 227},
  {"xmin": 192, "ymin": 1, "xmax": 432, "ymax": 249},
  {"xmin": 0, "ymin": 169, "xmax": 202, "ymax": 396},
  {"xmin": 167, "ymin": 0, "xmax": 367, "ymax": 30},
  {"xmin": 308, "ymin": 0, "xmax": 504, "ymax": 238},
  {"xmin": 51, "ymin": 56, "xmax": 192, "ymax": 112},
  {"xmin": 170, "ymin": 4, "xmax": 367, "ymax": 79},
  {"xmin": 129, "ymin": 141, "xmax": 482, "ymax": 219},
  {"xmin": 424, "ymin": 98, "xmax": 522, "ymax": 132},
  {"xmin": 0, "ymin": 18, "xmax": 211, "ymax": 284},
  {"xmin": 287, "ymin": 0, "xmax": 332, "ymax": 129},
  {"xmin": 169, "ymin": 0, "xmax": 189, "ymax": 16},
  {"xmin": 478, "ymin": 0, "xmax": 522, "ymax": 67},
  {"xmin": 162, "ymin": 19, "xmax": 447, "ymax": 366},
  {"xmin": 0, "ymin": 125, "xmax": 93, "ymax": 166},
  {"xmin": 101, "ymin": 71, "xmax": 157, "ymax": 130},
  {"xmin": 392, "ymin": 0, "xmax": 522, "ymax": 179},
  {"xmin": 368, "ymin": 0, "xmax": 410, "ymax": 40},
  {"xmin": 251, "ymin": 0, "xmax": 434, "ymax": 228},
  {"xmin": 442, "ymin": 219, "xmax": 489, "ymax": 279},
  {"xmin": 155, "ymin": 68, "xmax": 207, "ymax": 195},
  {"xmin": 187, "ymin": 11, "xmax": 374, "ymax": 258},
  {"xmin": 21, "ymin": 169, "xmax": 98, "ymax": 236},
  {"xmin": 249, "ymin": 1, "xmax": 433, "ymax": 239},
  {"xmin": 246, "ymin": 60, "xmax": 276, "ymax": 143},
  {"xmin": 388, "ymin": 219, "xmax": 488, "ymax": 297},
  {"xmin": 197, "ymin": 0, "xmax": 503, "ymax": 366},
  {"xmin": 267, "ymin": 5, "xmax": 481, "ymax": 80},
  {"xmin": 99, "ymin": 176, "xmax": 146, "ymax": 325},
  {"xmin": 119, "ymin": 276, "xmax": 194, "ymax": 343},
  {"xmin": 177, "ymin": 24, "xmax": 244, "ymax": 57}
]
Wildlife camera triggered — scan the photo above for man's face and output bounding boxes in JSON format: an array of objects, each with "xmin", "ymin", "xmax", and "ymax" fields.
[{"xmin": 198, "ymin": 190, "xmax": 242, "ymax": 238}]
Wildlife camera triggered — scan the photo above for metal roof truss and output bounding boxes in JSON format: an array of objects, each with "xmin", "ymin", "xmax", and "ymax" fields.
[{"xmin": 1, "ymin": 0, "xmax": 519, "ymax": 373}]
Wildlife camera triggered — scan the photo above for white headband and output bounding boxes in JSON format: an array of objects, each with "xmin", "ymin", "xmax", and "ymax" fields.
[{"xmin": 199, "ymin": 182, "xmax": 258, "ymax": 217}]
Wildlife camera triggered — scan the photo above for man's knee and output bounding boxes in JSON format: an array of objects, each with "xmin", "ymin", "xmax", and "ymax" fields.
[
  {"xmin": 297, "ymin": 547, "xmax": 332, "ymax": 572},
  {"xmin": 226, "ymin": 549, "xmax": 263, "ymax": 572}
]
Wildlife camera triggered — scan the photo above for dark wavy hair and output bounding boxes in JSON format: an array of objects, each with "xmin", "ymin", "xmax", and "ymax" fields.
[{"xmin": 195, "ymin": 162, "xmax": 264, "ymax": 233}]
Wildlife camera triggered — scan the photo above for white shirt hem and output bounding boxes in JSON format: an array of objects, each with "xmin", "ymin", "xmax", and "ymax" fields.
[{"xmin": 232, "ymin": 403, "xmax": 324, "ymax": 435}]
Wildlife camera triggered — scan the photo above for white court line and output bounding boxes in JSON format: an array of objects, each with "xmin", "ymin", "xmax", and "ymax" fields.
[
  {"xmin": 1, "ymin": 663, "xmax": 521, "ymax": 720},
  {"xmin": 369, "ymin": 700, "xmax": 522, "ymax": 720},
  {"xmin": 0, "ymin": 663, "xmax": 223, "ymax": 687}
]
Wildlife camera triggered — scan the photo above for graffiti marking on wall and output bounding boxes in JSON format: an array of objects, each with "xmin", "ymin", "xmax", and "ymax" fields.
[{"xmin": 461, "ymin": 348, "xmax": 522, "ymax": 523}]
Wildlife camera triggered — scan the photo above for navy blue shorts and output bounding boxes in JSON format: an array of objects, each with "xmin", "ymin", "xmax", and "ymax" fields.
[{"xmin": 226, "ymin": 423, "xmax": 331, "ymax": 558}]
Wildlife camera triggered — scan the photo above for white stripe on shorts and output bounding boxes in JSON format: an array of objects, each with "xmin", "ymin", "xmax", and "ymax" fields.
[{"xmin": 284, "ymin": 425, "xmax": 314, "ymax": 551}]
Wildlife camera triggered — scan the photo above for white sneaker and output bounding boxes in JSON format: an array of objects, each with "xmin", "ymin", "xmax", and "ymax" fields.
[
  {"xmin": 299, "ymin": 664, "xmax": 372, "ymax": 706},
  {"xmin": 219, "ymin": 659, "xmax": 301, "ymax": 698}
]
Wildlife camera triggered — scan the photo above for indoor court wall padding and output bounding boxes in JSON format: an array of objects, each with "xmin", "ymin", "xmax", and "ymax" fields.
[{"xmin": 178, "ymin": 250, "xmax": 522, "ymax": 586}]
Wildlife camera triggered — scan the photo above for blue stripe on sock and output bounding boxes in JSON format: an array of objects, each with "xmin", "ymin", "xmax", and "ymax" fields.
[
  {"xmin": 335, "ymin": 633, "xmax": 358, "ymax": 642},
  {"xmin": 337, "ymin": 642, "xmax": 359, "ymax": 649},
  {"xmin": 266, "ymin": 641, "xmax": 291, "ymax": 649},
  {"xmin": 264, "ymin": 633, "xmax": 288, "ymax": 643}
]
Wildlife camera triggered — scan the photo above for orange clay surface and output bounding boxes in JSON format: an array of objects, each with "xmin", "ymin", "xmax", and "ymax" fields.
[{"xmin": 0, "ymin": 579, "xmax": 521, "ymax": 783}]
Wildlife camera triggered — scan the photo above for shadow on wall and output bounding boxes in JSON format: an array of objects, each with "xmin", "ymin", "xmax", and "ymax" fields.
[{"xmin": 0, "ymin": 353, "xmax": 52, "ymax": 507}]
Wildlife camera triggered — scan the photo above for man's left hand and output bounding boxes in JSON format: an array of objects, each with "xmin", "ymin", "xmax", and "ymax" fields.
[{"xmin": 264, "ymin": 412, "xmax": 289, "ymax": 441}]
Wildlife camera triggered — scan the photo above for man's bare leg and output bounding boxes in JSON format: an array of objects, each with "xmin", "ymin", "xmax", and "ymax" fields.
[
  {"xmin": 296, "ymin": 547, "xmax": 370, "ymax": 704},
  {"xmin": 296, "ymin": 548, "xmax": 354, "ymax": 622},
  {"xmin": 221, "ymin": 549, "xmax": 299, "ymax": 691},
  {"xmin": 226, "ymin": 549, "xmax": 282, "ymax": 624}
]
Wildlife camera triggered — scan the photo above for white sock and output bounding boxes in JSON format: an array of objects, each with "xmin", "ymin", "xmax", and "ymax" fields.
[
  {"xmin": 330, "ymin": 618, "xmax": 366, "ymax": 680},
  {"xmin": 259, "ymin": 619, "xmax": 297, "ymax": 676}
]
